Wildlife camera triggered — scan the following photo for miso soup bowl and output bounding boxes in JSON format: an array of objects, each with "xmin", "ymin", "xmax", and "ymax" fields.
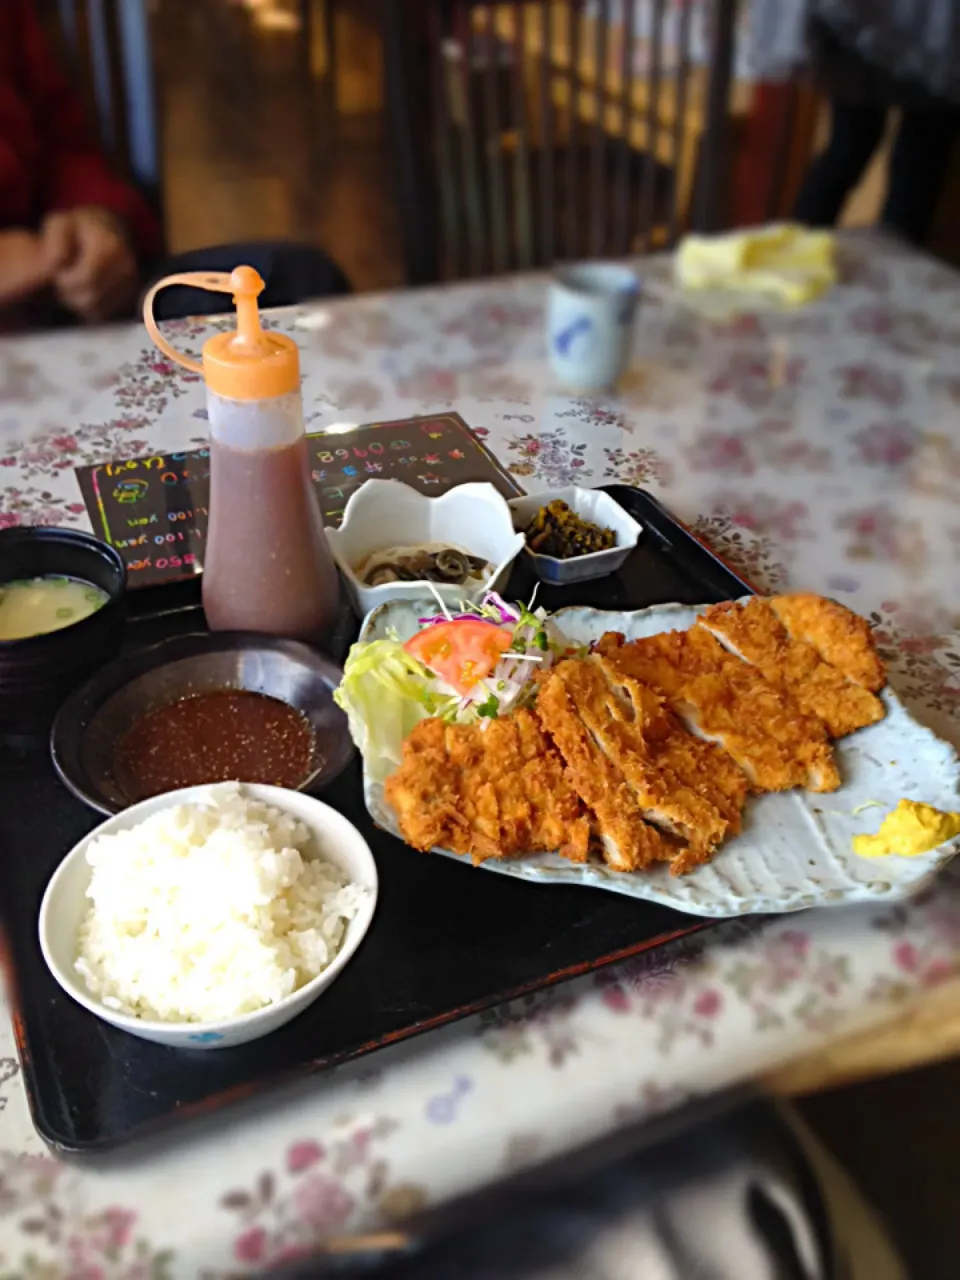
[
  {"xmin": 0, "ymin": 527, "xmax": 126, "ymax": 737},
  {"xmin": 38, "ymin": 782, "xmax": 379, "ymax": 1050}
]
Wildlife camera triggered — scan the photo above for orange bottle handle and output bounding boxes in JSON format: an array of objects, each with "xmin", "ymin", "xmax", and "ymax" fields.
[{"xmin": 142, "ymin": 269, "xmax": 264, "ymax": 374}]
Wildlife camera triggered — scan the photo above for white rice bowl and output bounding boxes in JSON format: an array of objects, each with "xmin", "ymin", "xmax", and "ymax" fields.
[{"xmin": 39, "ymin": 783, "xmax": 378, "ymax": 1049}]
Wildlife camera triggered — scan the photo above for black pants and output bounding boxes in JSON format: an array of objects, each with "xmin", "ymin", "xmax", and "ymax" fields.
[
  {"xmin": 279, "ymin": 1102, "xmax": 845, "ymax": 1280},
  {"xmin": 793, "ymin": 101, "xmax": 959, "ymax": 245},
  {"xmin": 145, "ymin": 241, "xmax": 351, "ymax": 321}
]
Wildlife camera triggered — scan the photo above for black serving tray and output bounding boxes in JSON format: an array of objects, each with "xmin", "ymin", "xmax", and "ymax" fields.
[{"xmin": 0, "ymin": 487, "xmax": 751, "ymax": 1154}]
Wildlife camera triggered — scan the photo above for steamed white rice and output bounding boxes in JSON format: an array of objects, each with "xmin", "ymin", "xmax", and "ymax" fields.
[{"xmin": 75, "ymin": 783, "xmax": 367, "ymax": 1023}]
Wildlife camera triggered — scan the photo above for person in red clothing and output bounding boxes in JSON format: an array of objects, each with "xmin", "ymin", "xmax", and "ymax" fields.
[
  {"xmin": 0, "ymin": 0, "xmax": 162, "ymax": 325},
  {"xmin": 1, "ymin": 0, "xmax": 350, "ymax": 330}
]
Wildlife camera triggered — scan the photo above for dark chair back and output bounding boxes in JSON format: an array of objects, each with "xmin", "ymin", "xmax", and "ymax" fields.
[
  {"xmin": 381, "ymin": 0, "xmax": 737, "ymax": 284},
  {"xmin": 39, "ymin": 0, "xmax": 163, "ymax": 222}
]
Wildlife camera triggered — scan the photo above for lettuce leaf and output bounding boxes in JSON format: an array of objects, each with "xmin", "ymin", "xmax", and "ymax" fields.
[{"xmin": 333, "ymin": 639, "xmax": 456, "ymax": 783}]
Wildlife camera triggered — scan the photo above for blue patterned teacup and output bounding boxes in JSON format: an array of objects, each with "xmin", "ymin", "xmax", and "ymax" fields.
[{"xmin": 547, "ymin": 263, "xmax": 640, "ymax": 392}]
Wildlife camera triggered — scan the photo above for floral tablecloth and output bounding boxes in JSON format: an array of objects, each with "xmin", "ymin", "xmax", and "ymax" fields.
[{"xmin": 1, "ymin": 231, "xmax": 959, "ymax": 1278}]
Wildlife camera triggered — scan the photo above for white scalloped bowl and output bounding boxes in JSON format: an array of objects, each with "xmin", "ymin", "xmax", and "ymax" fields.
[{"xmin": 324, "ymin": 479, "xmax": 526, "ymax": 616}]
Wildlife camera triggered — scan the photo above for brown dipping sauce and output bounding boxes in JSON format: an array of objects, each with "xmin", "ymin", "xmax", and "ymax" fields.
[{"xmin": 114, "ymin": 690, "xmax": 316, "ymax": 801}]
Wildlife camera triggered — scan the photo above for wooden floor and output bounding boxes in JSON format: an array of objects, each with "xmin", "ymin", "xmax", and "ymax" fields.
[
  {"xmin": 152, "ymin": 7, "xmax": 960, "ymax": 1272},
  {"xmin": 154, "ymin": 0, "xmax": 960, "ymax": 289},
  {"xmin": 154, "ymin": 0, "xmax": 405, "ymax": 292},
  {"xmin": 798, "ymin": 1061, "xmax": 960, "ymax": 1277}
]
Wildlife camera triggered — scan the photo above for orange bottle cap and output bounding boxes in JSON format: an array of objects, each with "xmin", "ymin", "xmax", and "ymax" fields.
[{"xmin": 142, "ymin": 266, "xmax": 300, "ymax": 401}]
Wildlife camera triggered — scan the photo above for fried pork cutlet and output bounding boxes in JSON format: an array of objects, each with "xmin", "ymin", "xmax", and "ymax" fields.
[
  {"xmin": 443, "ymin": 717, "xmax": 511, "ymax": 859},
  {"xmin": 769, "ymin": 593, "xmax": 885, "ymax": 692},
  {"xmin": 696, "ymin": 599, "xmax": 885, "ymax": 738},
  {"xmin": 594, "ymin": 629, "xmax": 840, "ymax": 794},
  {"xmin": 536, "ymin": 668, "xmax": 673, "ymax": 872},
  {"xmin": 548, "ymin": 657, "xmax": 747, "ymax": 875},
  {"xmin": 384, "ymin": 717, "xmax": 475, "ymax": 856},
  {"xmin": 512, "ymin": 707, "xmax": 590, "ymax": 862},
  {"xmin": 383, "ymin": 710, "xmax": 590, "ymax": 865},
  {"xmin": 591, "ymin": 654, "xmax": 749, "ymax": 841}
]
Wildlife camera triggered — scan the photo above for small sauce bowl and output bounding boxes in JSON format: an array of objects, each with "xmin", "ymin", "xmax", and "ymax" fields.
[{"xmin": 51, "ymin": 632, "xmax": 354, "ymax": 815}]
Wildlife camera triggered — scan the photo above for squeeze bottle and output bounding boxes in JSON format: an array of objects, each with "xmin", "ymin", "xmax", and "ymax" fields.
[{"xmin": 143, "ymin": 267, "xmax": 340, "ymax": 644}]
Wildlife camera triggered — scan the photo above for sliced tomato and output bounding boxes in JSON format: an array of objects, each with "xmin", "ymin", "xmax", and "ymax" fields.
[{"xmin": 404, "ymin": 619, "xmax": 513, "ymax": 695}]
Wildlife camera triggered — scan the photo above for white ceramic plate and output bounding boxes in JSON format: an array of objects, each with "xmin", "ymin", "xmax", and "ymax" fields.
[{"xmin": 354, "ymin": 600, "xmax": 960, "ymax": 917}]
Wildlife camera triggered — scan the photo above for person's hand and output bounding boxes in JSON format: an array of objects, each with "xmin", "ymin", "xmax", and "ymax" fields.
[
  {"xmin": 41, "ymin": 206, "xmax": 139, "ymax": 323},
  {"xmin": 0, "ymin": 230, "xmax": 53, "ymax": 308}
]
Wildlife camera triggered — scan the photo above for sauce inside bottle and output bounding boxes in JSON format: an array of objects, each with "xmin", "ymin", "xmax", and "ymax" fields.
[{"xmin": 203, "ymin": 394, "xmax": 340, "ymax": 643}]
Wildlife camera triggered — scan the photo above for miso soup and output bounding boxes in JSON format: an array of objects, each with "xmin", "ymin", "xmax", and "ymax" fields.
[{"xmin": 0, "ymin": 576, "xmax": 108, "ymax": 641}]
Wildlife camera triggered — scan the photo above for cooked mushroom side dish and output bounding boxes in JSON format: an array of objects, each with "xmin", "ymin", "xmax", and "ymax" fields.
[{"xmin": 356, "ymin": 543, "xmax": 492, "ymax": 587}]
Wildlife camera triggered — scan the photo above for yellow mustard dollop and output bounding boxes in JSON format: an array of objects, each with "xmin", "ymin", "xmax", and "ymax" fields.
[{"xmin": 852, "ymin": 799, "xmax": 960, "ymax": 859}]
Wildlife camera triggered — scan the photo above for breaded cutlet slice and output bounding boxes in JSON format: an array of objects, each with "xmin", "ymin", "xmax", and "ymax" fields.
[
  {"xmin": 384, "ymin": 718, "xmax": 480, "ymax": 856},
  {"xmin": 513, "ymin": 707, "xmax": 591, "ymax": 863},
  {"xmin": 537, "ymin": 668, "xmax": 674, "ymax": 872},
  {"xmin": 769, "ymin": 593, "xmax": 885, "ymax": 692},
  {"xmin": 663, "ymin": 626, "xmax": 842, "ymax": 793},
  {"xmin": 594, "ymin": 629, "xmax": 840, "ymax": 794},
  {"xmin": 467, "ymin": 717, "xmax": 536, "ymax": 854},
  {"xmin": 553, "ymin": 657, "xmax": 744, "ymax": 875},
  {"xmin": 554, "ymin": 660, "xmax": 713, "ymax": 865},
  {"xmin": 592, "ymin": 654, "xmax": 749, "ymax": 834},
  {"xmin": 384, "ymin": 712, "xmax": 589, "ymax": 865},
  {"xmin": 477, "ymin": 712, "xmax": 590, "ymax": 863},
  {"xmin": 696, "ymin": 599, "xmax": 885, "ymax": 738}
]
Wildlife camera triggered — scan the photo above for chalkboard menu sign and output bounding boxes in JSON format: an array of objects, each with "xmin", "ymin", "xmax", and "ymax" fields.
[{"xmin": 75, "ymin": 413, "xmax": 523, "ymax": 590}]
